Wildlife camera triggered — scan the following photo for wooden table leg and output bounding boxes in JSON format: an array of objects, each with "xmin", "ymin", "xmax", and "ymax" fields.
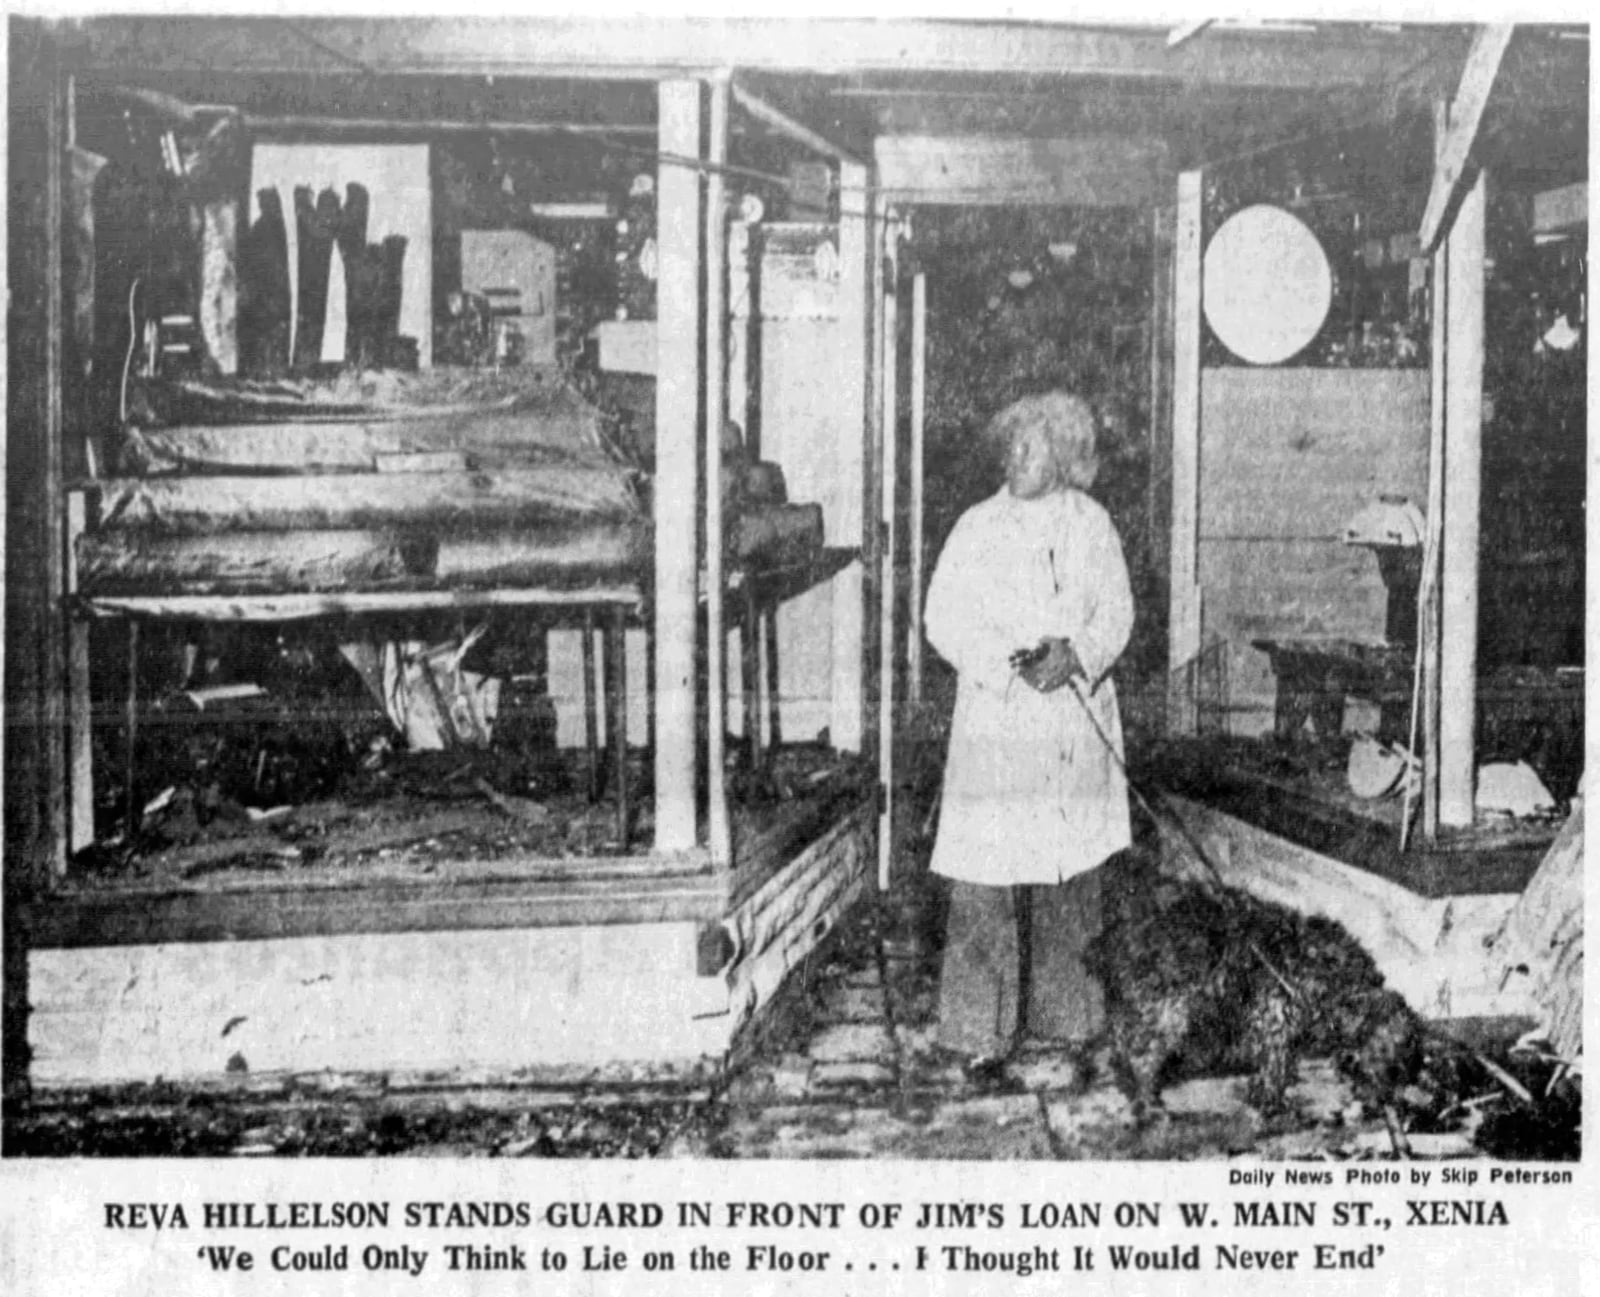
[
  {"xmin": 742, "ymin": 583, "xmax": 761, "ymax": 772},
  {"xmin": 764, "ymin": 602, "xmax": 783, "ymax": 751},
  {"xmin": 608, "ymin": 606, "xmax": 629, "ymax": 847},
  {"xmin": 67, "ymin": 492, "xmax": 95, "ymax": 856},
  {"xmin": 124, "ymin": 619, "xmax": 140, "ymax": 838},
  {"xmin": 582, "ymin": 609, "xmax": 600, "ymax": 802},
  {"xmin": 645, "ymin": 620, "xmax": 656, "ymax": 758}
]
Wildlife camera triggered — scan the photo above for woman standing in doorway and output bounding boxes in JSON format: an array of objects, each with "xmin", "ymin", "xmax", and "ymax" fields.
[{"xmin": 923, "ymin": 390, "xmax": 1134, "ymax": 1077}]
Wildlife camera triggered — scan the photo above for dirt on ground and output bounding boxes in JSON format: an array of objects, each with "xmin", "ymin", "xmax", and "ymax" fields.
[{"xmin": 4, "ymin": 866, "xmax": 1579, "ymax": 1161}]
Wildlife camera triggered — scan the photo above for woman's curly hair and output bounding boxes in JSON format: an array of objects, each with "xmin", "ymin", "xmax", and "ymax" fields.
[{"xmin": 988, "ymin": 390, "xmax": 1101, "ymax": 490}]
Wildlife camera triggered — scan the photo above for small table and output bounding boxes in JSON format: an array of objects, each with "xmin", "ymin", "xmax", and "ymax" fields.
[{"xmin": 1251, "ymin": 637, "xmax": 1413, "ymax": 741}]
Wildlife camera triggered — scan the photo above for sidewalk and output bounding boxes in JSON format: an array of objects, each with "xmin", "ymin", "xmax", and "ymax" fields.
[{"xmin": 708, "ymin": 880, "xmax": 1374, "ymax": 1162}]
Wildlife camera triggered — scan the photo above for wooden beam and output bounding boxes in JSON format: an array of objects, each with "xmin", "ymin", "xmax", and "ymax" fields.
[
  {"xmin": 1420, "ymin": 285, "xmax": 1446, "ymax": 838},
  {"xmin": 22, "ymin": 871, "xmax": 721, "ymax": 949},
  {"xmin": 877, "ymin": 227, "xmax": 899, "ymax": 893},
  {"xmin": 731, "ymin": 81, "xmax": 862, "ymax": 166},
  {"xmin": 863, "ymin": 193, "xmax": 886, "ymax": 764},
  {"xmin": 741, "ymin": 583, "xmax": 762, "ymax": 771},
  {"xmin": 78, "ymin": 528, "xmax": 434, "ymax": 595},
  {"xmin": 724, "ymin": 804, "xmax": 872, "ymax": 1041},
  {"xmin": 583, "ymin": 611, "xmax": 601, "ymax": 802},
  {"xmin": 1167, "ymin": 170, "xmax": 1203, "ymax": 735},
  {"xmin": 129, "ymin": 401, "xmax": 611, "ymax": 475},
  {"xmin": 908, "ymin": 270, "xmax": 927, "ymax": 707},
  {"xmin": 653, "ymin": 79, "xmax": 702, "ymax": 853},
  {"xmin": 1492, "ymin": 803, "xmax": 1583, "ymax": 1059},
  {"xmin": 15, "ymin": 40, "xmax": 73, "ymax": 882},
  {"xmin": 79, "ymin": 18, "xmax": 1470, "ymax": 90},
  {"xmin": 763, "ymin": 609, "xmax": 782, "ymax": 754},
  {"xmin": 1439, "ymin": 168, "xmax": 1485, "ymax": 828},
  {"xmin": 102, "ymin": 87, "xmax": 650, "ymax": 137},
  {"xmin": 80, "ymin": 586, "xmax": 642, "ymax": 623},
  {"xmin": 705, "ymin": 73, "xmax": 732, "ymax": 872},
  {"xmin": 105, "ymin": 83, "xmax": 213, "ymax": 122},
  {"xmin": 1147, "ymin": 203, "xmax": 1176, "ymax": 672},
  {"xmin": 433, "ymin": 525, "xmax": 648, "ymax": 587},
  {"xmin": 832, "ymin": 162, "xmax": 870, "ymax": 755},
  {"xmin": 1167, "ymin": 21, "xmax": 1214, "ymax": 49},
  {"xmin": 875, "ymin": 135, "xmax": 1169, "ymax": 209},
  {"xmin": 1532, "ymin": 181, "xmax": 1586, "ymax": 235},
  {"xmin": 248, "ymin": 114, "xmax": 655, "ymax": 138},
  {"xmin": 66, "ymin": 495, "xmax": 94, "ymax": 856},
  {"xmin": 123, "ymin": 621, "xmax": 139, "ymax": 842},
  {"xmin": 1148, "ymin": 755, "xmax": 1551, "ymax": 900},
  {"xmin": 1419, "ymin": 24, "xmax": 1514, "ymax": 254},
  {"xmin": 28, "ymin": 918, "xmax": 730, "ymax": 1084},
  {"xmin": 42, "ymin": 44, "xmax": 71, "ymax": 881},
  {"xmin": 91, "ymin": 467, "xmax": 641, "ymax": 535},
  {"xmin": 605, "ymin": 607, "xmax": 630, "ymax": 847},
  {"xmin": 728, "ymin": 782, "xmax": 873, "ymax": 911},
  {"xmin": 1419, "ymin": 99, "xmax": 1449, "ymax": 844},
  {"xmin": 3, "ymin": 25, "xmax": 61, "ymax": 1098}
]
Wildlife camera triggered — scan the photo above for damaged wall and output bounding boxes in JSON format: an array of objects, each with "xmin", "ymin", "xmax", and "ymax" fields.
[
  {"xmin": 1490, "ymin": 802, "xmax": 1583, "ymax": 1058},
  {"xmin": 1198, "ymin": 367, "xmax": 1430, "ymax": 735}
]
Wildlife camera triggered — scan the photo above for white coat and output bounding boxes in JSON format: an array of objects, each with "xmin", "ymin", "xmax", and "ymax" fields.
[{"xmin": 924, "ymin": 486, "xmax": 1133, "ymax": 886}]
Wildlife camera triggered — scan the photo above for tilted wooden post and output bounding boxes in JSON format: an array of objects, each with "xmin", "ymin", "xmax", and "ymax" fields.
[{"xmin": 1438, "ymin": 167, "xmax": 1485, "ymax": 828}]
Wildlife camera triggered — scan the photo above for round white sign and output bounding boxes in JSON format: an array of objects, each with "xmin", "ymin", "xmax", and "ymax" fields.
[{"xmin": 1203, "ymin": 204, "xmax": 1333, "ymax": 365}]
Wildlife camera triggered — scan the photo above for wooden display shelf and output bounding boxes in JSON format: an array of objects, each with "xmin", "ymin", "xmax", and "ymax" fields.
[
  {"xmin": 25, "ymin": 854, "xmax": 719, "ymax": 951},
  {"xmin": 66, "ymin": 546, "xmax": 860, "ymax": 863},
  {"xmin": 1139, "ymin": 739, "xmax": 1557, "ymax": 898},
  {"xmin": 77, "ymin": 584, "xmax": 644, "ymax": 623}
]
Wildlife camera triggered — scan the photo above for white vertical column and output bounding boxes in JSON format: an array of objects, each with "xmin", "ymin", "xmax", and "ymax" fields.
[
  {"xmin": 908, "ymin": 270, "xmax": 927, "ymax": 706},
  {"xmin": 865, "ymin": 193, "xmax": 887, "ymax": 761},
  {"xmin": 877, "ymin": 226, "xmax": 899, "ymax": 892},
  {"xmin": 1439, "ymin": 169, "xmax": 1485, "ymax": 828},
  {"xmin": 1420, "ymin": 103, "xmax": 1449, "ymax": 843},
  {"xmin": 704, "ymin": 74, "xmax": 732, "ymax": 869},
  {"xmin": 832, "ymin": 162, "xmax": 870, "ymax": 754},
  {"xmin": 653, "ymin": 80, "xmax": 702, "ymax": 853},
  {"xmin": 1167, "ymin": 169, "xmax": 1204, "ymax": 735}
]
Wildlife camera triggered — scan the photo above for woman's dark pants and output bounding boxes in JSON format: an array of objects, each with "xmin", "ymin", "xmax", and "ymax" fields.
[{"xmin": 936, "ymin": 865, "xmax": 1106, "ymax": 1059}]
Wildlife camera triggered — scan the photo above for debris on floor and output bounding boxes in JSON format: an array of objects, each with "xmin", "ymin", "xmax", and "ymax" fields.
[
  {"xmin": 17, "ymin": 672, "xmax": 1582, "ymax": 1158},
  {"xmin": 76, "ymin": 618, "xmax": 870, "ymax": 884},
  {"xmin": 3, "ymin": 879, "xmax": 1580, "ymax": 1159}
]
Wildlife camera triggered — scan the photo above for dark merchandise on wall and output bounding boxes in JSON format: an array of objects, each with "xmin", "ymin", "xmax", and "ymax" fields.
[
  {"xmin": 1480, "ymin": 210, "xmax": 1586, "ymax": 671},
  {"xmin": 1201, "ymin": 111, "xmax": 1585, "ymax": 674},
  {"xmin": 1202, "ymin": 116, "xmax": 1436, "ymax": 369}
]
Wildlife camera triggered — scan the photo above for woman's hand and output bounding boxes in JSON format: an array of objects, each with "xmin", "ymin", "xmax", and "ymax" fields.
[{"xmin": 1018, "ymin": 637, "xmax": 1086, "ymax": 694}]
